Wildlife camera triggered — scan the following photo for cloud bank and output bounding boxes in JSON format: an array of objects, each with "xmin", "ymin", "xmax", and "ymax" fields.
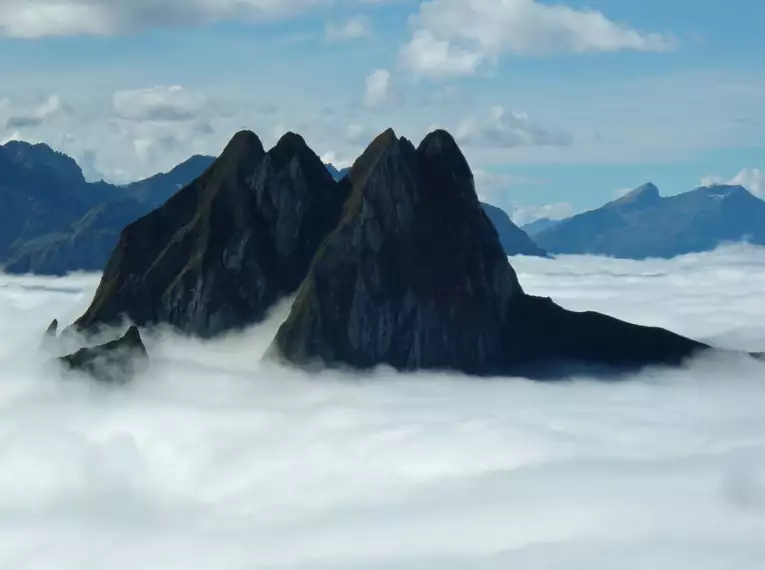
[
  {"xmin": 1, "ymin": 247, "xmax": 765, "ymax": 568},
  {"xmin": 0, "ymin": 0, "xmax": 323, "ymax": 38},
  {"xmin": 400, "ymin": 0, "xmax": 676, "ymax": 77}
]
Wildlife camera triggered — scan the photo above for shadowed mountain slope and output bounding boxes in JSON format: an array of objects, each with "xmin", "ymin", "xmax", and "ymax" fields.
[
  {"xmin": 72, "ymin": 131, "xmax": 350, "ymax": 337},
  {"xmin": 271, "ymin": 130, "xmax": 711, "ymax": 376}
]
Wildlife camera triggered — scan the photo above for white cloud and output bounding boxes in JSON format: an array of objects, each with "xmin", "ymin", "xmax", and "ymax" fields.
[
  {"xmin": 112, "ymin": 85, "xmax": 206, "ymax": 122},
  {"xmin": 399, "ymin": 30, "xmax": 483, "ymax": 78},
  {"xmin": 4, "ymin": 94, "xmax": 64, "ymax": 129},
  {"xmin": 363, "ymin": 69, "xmax": 393, "ymax": 108},
  {"xmin": 510, "ymin": 201, "xmax": 574, "ymax": 225},
  {"xmin": 701, "ymin": 168, "xmax": 765, "ymax": 198},
  {"xmin": 729, "ymin": 168, "xmax": 765, "ymax": 197},
  {"xmin": 0, "ymin": 0, "xmax": 324, "ymax": 38},
  {"xmin": 326, "ymin": 15, "xmax": 371, "ymax": 41},
  {"xmin": 400, "ymin": 0, "xmax": 676, "ymax": 77},
  {"xmin": 613, "ymin": 187, "xmax": 633, "ymax": 199},
  {"xmin": 457, "ymin": 106, "xmax": 572, "ymax": 148},
  {"xmin": 473, "ymin": 169, "xmax": 574, "ymax": 225},
  {"xmin": 345, "ymin": 123, "xmax": 367, "ymax": 143},
  {"xmin": 2, "ymin": 247, "xmax": 765, "ymax": 567}
]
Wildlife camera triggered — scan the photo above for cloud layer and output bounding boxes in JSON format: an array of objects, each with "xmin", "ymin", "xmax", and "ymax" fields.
[
  {"xmin": 0, "ymin": 0, "xmax": 322, "ymax": 38},
  {"xmin": 400, "ymin": 0, "xmax": 675, "ymax": 77},
  {"xmin": 1, "ymin": 246, "xmax": 765, "ymax": 568}
]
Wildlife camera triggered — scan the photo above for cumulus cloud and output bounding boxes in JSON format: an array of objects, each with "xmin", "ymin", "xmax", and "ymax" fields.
[
  {"xmin": 3, "ymin": 94, "xmax": 65, "ymax": 129},
  {"xmin": 457, "ymin": 106, "xmax": 572, "ymax": 148},
  {"xmin": 112, "ymin": 85, "xmax": 206, "ymax": 122},
  {"xmin": 473, "ymin": 170, "xmax": 573, "ymax": 225},
  {"xmin": 703, "ymin": 168, "xmax": 765, "ymax": 198},
  {"xmin": 510, "ymin": 201, "xmax": 574, "ymax": 225},
  {"xmin": 0, "ymin": 0, "xmax": 324, "ymax": 38},
  {"xmin": 363, "ymin": 69, "xmax": 394, "ymax": 108},
  {"xmin": 326, "ymin": 15, "xmax": 371, "ymax": 41},
  {"xmin": 400, "ymin": 0, "xmax": 676, "ymax": 77},
  {"xmin": 1, "ymin": 247, "xmax": 765, "ymax": 567}
]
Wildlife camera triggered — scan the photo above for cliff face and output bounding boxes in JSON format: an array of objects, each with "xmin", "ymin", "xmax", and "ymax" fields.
[
  {"xmin": 73, "ymin": 131, "xmax": 350, "ymax": 337},
  {"xmin": 271, "ymin": 129, "xmax": 710, "ymax": 376},
  {"xmin": 272, "ymin": 129, "xmax": 519, "ymax": 373}
]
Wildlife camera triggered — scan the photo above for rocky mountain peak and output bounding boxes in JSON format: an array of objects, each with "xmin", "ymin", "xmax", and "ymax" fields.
[
  {"xmin": 271, "ymin": 128, "xmax": 524, "ymax": 372},
  {"xmin": 72, "ymin": 129, "xmax": 348, "ymax": 338},
  {"xmin": 610, "ymin": 182, "xmax": 661, "ymax": 209}
]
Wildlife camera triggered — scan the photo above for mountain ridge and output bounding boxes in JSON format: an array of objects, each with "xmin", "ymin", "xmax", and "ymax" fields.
[{"xmin": 535, "ymin": 182, "xmax": 765, "ymax": 259}]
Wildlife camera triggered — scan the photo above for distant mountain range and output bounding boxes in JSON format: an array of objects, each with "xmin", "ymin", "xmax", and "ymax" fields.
[
  {"xmin": 481, "ymin": 203, "xmax": 547, "ymax": 258},
  {"xmin": 521, "ymin": 217, "xmax": 559, "ymax": 236},
  {"xmin": 6, "ymin": 138, "xmax": 760, "ymax": 275},
  {"xmin": 0, "ymin": 142, "xmax": 543, "ymax": 275},
  {"xmin": 533, "ymin": 182, "xmax": 765, "ymax": 259},
  {"xmin": 0, "ymin": 141, "xmax": 222, "ymax": 275}
]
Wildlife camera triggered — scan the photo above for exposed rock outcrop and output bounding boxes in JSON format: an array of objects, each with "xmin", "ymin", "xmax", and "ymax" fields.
[
  {"xmin": 72, "ymin": 130, "xmax": 350, "ymax": 337},
  {"xmin": 271, "ymin": 129, "xmax": 712, "ymax": 376},
  {"xmin": 58, "ymin": 326, "xmax": 148, "ymax": 383},
  {"xmin": 40, "ymin": 318, "xmax": 58, "ymax": 353}
]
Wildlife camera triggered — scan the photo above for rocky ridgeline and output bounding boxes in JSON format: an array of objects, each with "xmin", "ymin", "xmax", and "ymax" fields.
[{"xmin": 55, "ymin": 127, "xmax": 733, "ymax": 382}]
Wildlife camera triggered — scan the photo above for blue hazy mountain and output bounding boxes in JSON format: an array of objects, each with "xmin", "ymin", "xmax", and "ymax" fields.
[
  {"xmin": 1, "ymin": 139, "xmax": 550, "ymax": 274},
  {"xmin": 480, "ymin": 203, "xmax": 547, "ymax": 257},
  {"xmin": 325, "ymin": 163, "xmax": 351, "ymax": 181},
  {"xmin": 534, "ymin": 182, "xmax": 765, "ymax": 258},
  {"xmin": 0, "ymin": 142, "xmax": 215, "ymax": 275},
  {"xmin": 123, "ymin": 154, "xmax": 215, "ymax": 208},
  {"xmin": 521, "ymin": 217, "xmax": 559, "ymax": 236}
]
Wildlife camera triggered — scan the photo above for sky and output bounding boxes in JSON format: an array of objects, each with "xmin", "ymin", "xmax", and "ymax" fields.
[
  {"xmin": 2, "ymin": 245, "xmax": 765, "ymax": 568},
  {"xmin": 0, "ymin": 0, "xmax": 764, "ymax": 222}
]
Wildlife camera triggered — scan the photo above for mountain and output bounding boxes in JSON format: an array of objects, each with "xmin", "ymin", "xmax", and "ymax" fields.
[
  {"xmin": 0, "ymin": 143, "xmax": 367, "ymax": 276},
  {"xmin": 480, "ymin": 203, "xmax": 547, "ymax": 257},
  {"xmin": 521, "ymin": 217, "xmax": 559, "ymax": 236},
  {"xmin": 0, "ymin": 140, "xmax": 103, "ymax": 260},
  {"xmin": 72, "ymin": 131, "xmax": 350, "ymax": 337},
  {"xmin": 534, "ymin": 182, "xmax": 765, "ymax": 258},
  {"xmin": 325, "ymin": 163, "xmax": 351, "ymax": 181},
  {"xmin": 270, "ymin": 129, "xmax": 716, "ymax": 377},
  {"xmin": 123, "ymin": 154, "xmax": 216, "ymax": 208},
  {"xmin": 1, "ymin": 140, "xmax": 542, "ymax": 275},
  {"xmin": 0, "ymin": 146, "xmax": 216, "ymax": 275},
  {"xmin": 57, "ymin": 325, "xmax": 148, "ymax": 383}
]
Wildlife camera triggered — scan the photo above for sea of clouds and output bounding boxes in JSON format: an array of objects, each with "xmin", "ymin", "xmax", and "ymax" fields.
[{"xmin": 1, "ymin": 246, "xmax": 765, "ymax": 569}]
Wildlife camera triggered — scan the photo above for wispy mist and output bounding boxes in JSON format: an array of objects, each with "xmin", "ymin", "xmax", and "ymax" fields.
[{"xmin": 1, "ymin": 246, "xmax": 765, "ymax": 569}]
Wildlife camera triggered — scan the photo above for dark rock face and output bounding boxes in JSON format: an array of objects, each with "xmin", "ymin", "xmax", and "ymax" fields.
[
  {"xmin": 41, "ymin": 319, "xmax": 59, "ymax": 353},
  {"xmin": 480, "ymin": 202, "xmax": 547, "ymax": 258},
  {"xmin": 58, "ymin": 326, "xmax": 148, "ymax": 383},
  {"xmin": 271, "ymin": 129, "xmax": 712, "ymax": 376},
  {"xmin": 72, "ymin": 131, "xmax": 350, "ymax": 337},
  {"xmin": 535, "ymin": 182, "xmax": 765, "ymax": 259}
]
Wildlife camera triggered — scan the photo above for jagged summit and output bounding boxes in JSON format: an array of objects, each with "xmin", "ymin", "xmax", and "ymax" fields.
[
  {"xmin": 610, "ymin": 182, "xmax": 661, "ymax": 209},
  {"xmin": 72, "ymin": 129, "xmax": 348, "ymax": 337},
  {"xmin": 699, "ymin": 183, "xmax": 750, "ymax": 199},
  {"xmin": 536, "ymin": 179, "xmax": 765, "ymax": 259},
  {"xmin": 2, "ymin": 140, "xmax": 86, "ymax": 186},
  {"xmin": 271, "ymin": 128, "xmax": 714, "ymax": 376},
  {"xmin": 62, "ymin": 126, "xmax": 736, "ymax": 379}
]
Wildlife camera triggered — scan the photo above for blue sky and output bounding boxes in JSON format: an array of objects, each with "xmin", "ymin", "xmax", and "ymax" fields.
[{"xmin": 0, "ymin": 0, "xmax": 763, "ymax": 223}]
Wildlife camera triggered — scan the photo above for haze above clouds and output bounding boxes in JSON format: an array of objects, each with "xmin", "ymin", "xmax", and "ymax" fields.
[{"xmin": 1, "ymin": 247, "xmax": 765, "ymax": 569}]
